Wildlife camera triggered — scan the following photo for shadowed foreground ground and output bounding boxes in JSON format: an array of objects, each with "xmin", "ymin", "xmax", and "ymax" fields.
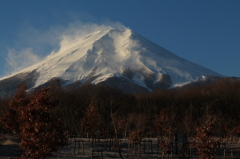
[
  {"xmin": 0, "ymin": 144, "xmax": 23, "ymax": 159},
  {"xmin": 1, "ymin": 137, "xmax": 240, "ymax": 159}
]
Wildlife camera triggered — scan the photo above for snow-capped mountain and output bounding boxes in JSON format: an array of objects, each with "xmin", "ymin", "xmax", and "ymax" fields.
[{"xmin": 0, "ymin": 28, "xmax": 222, "ymax": 96}]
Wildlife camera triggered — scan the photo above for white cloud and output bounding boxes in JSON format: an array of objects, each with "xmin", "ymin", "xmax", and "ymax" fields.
[{"xmin": 5, "ymin": 48, "xmax": 43, "ymax": 74}]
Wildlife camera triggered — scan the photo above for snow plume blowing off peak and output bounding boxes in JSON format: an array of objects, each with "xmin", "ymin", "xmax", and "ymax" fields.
[
  {"xmin": 6, "ymin": 48, "xmax": 44, "ymax": 74},
  {"xmin": 3, "ymin": 21, "xmax": 127, "ymax": 77},
  {"xmin": 50, "ymin": 21, "xmax": 128, "ymax": 55},
  {"xmin": 33, "ymin": 28, "xmax": 141, "ymax": 87},
  {"xmin": 0, "ymin": 23, "xmax": 223, "ymax": 95}
]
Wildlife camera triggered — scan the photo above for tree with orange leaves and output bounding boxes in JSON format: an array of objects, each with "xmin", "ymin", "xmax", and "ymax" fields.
[
  {"xmin": 81, "ymin": 102, "xmax": 103, "ymax": 138},
  {"xmin": 1, "ymin": 84, "xmax": 67, "ymax": 159},
  {"xmin": 1, "ymin": 83, "xmax": 29, "ymax": 134},
  {"xmin": 155, "ymin": 109, "xmax": 173, "ymax": 154},
  {"xmin": 193, "ymin": 115, "xmax": 219, "ymax": 159}
]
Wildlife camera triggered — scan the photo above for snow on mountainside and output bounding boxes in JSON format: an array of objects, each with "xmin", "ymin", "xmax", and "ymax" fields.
[{"xmin": 0, "ymin": 28, "xmax": 222, "ymax": 95}]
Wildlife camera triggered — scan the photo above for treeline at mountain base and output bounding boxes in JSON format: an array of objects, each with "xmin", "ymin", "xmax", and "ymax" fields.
[{"xmin": 1, "ymin": 77, "xmax": 240, "ymax": 158}]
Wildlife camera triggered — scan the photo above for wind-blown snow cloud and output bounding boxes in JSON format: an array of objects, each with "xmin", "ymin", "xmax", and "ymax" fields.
[
  {"xmin": 6, "ymin": 48, "xmax": 43, "ymax": 74},
  {"xmin": 54, "ymin": 21, "xmax": 127, "ymax": 54},
  {"xmin": 3, "ymin": 20, "xmax": 127, "ymax": 76}
]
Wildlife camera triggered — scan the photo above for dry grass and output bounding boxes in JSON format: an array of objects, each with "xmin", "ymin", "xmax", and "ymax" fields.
[
  {"xmin": 0, "ymin": 134, "xmax": 23, "ymax": 159},
  {"xmin": 0, "ymin": 134, "xmax": 19, "ymax": 145}
]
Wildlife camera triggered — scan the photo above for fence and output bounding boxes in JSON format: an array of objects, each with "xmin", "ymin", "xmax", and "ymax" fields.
[{"xmin": 65, "ymin": 136, "xmax": 240, "ymax": 159}]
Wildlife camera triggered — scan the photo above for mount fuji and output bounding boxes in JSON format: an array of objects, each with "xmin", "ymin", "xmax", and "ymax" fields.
[{"xmin": 0, "ymin": 28, "xmax": 222, "ymax": 96}]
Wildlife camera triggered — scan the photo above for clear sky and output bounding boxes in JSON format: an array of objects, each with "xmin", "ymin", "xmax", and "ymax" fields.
[{"xmin": 0, "ymin": 0, "xmax": 240, "ymax": 77}]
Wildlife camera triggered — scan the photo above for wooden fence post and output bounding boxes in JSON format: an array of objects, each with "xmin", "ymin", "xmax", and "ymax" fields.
[{"xmin": 224, "ymin": 149, "xmax": 226, "ymax": 159}]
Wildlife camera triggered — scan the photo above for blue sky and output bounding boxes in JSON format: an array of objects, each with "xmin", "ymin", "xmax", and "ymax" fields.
[{"xmin": 0, "ymin": 0, "xmax": 240, "ymax": 77}]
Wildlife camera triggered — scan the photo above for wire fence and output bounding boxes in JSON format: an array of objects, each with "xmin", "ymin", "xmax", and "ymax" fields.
[{"xmin": 65, "ymin": 136, "xmax": 240, "ymax": 159}]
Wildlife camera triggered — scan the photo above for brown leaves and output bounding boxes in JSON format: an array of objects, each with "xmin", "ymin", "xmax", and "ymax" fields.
[
  {"xmin": 159, "ymin": 139, "xmax": 170, "ymax": 154},
  {"xmin": 128, "ymin": 129, "xmax": 142, "ymax": 143},
  {"xmin": 81, "ymin": 103, "xmax": 104, "ymax": 137},
  {"xmin": 155, "ymin": 109, "xmax": 174, "ymax": 155},
  {"xmin": 155, "ymin": 109, "xmax": 173, "ymax": 135},
  {"xmin": 192, "ymin": 116, "xmax": 219, "ymax": 159},
  {"xmin": 1, "ymin": 83, "xmax": 28, "ymax": 134},
  {"xmin": 1, "ymin": 84, "xmax": 67, "ymax": 159}
]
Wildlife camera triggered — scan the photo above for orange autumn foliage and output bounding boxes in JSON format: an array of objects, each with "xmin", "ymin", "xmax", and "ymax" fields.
[{"xmin": 1, "ymin": 84, "xmax": 67, "ymax": 159}]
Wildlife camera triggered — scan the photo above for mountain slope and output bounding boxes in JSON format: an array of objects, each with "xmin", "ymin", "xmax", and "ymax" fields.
[{"xmin": 0, "ymin": 29, "xmax": 222, "ymax": 96}]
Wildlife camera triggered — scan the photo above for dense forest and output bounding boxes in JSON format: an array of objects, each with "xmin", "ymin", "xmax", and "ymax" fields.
[
  {"xmin": 1, "ymin": 78, "xmax": 240, "ymax": 137},
  {"xmin": 1, "ymin": 77, "xmax": 240, "ymax": 158}
]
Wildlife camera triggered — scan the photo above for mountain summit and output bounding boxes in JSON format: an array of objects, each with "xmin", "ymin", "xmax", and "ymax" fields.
[{"xmin": 0, "ymin": 29, "xmax": 222, "ymax": 96}]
